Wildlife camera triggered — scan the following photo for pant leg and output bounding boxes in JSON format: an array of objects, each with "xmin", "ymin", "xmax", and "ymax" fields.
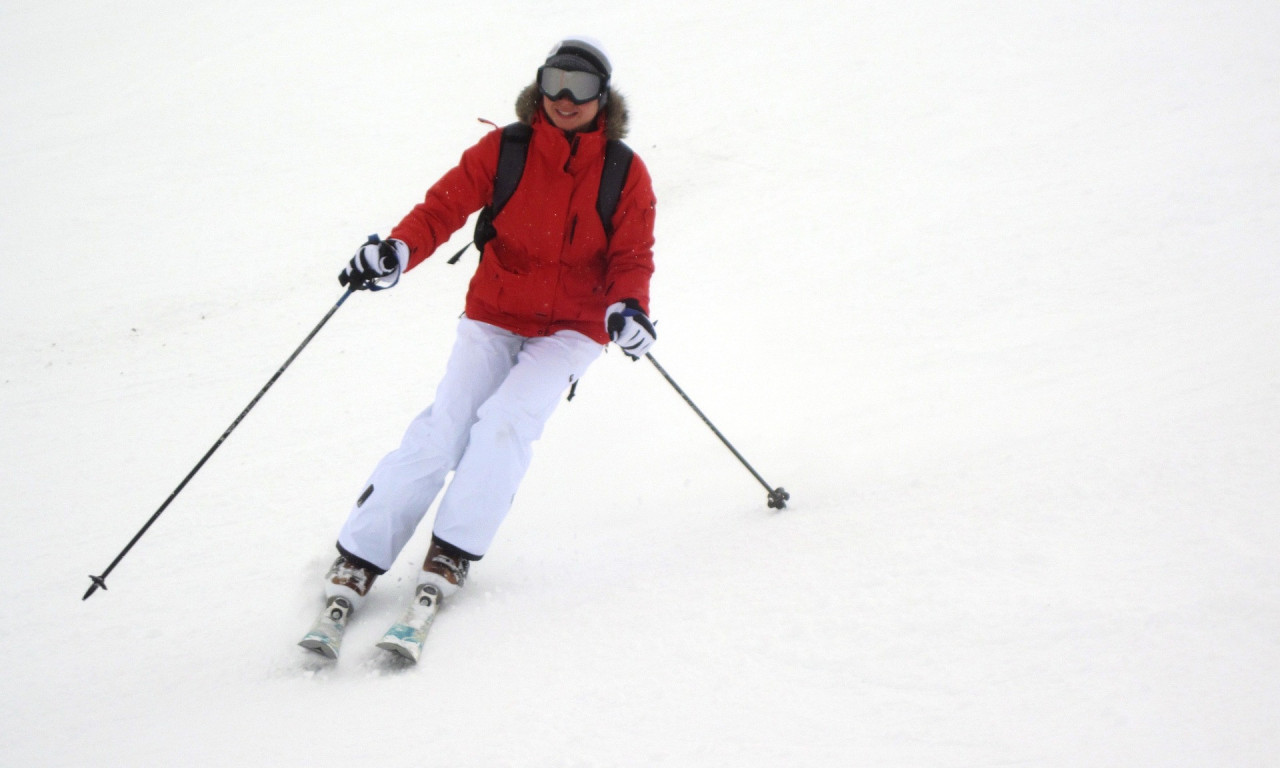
[
  {"xmin": 337, "ymin": 317, "xmax": 522, "ymax": 571},
  {"xmin": 432, "ymin": 329, "xmax": 604, "ymax": 558}
]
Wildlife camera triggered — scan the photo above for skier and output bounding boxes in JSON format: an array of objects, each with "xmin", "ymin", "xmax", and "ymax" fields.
[{"xmin": 303, "ymin": 37, "xmax": 657, "ymax": 656}]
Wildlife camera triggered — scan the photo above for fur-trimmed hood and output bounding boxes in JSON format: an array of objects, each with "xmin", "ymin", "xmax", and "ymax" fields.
[{"xmin": 515, "ymin": 82, "xmax": 630, "ymax": 141}]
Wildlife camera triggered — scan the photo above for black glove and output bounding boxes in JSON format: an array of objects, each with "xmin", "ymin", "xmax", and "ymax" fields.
[
  {"xmin": 339, "ymin": 236, "xmax": 409, "ymax": 290},
  {"xmin": 606, "ymin": 300, "xmax": 656, "ymax": 359}
]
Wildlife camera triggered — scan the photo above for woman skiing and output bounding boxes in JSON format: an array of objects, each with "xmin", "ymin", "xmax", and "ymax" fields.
[{"xmin": 301, "ymin": 37, "xmax": 657, "ymax": 658}]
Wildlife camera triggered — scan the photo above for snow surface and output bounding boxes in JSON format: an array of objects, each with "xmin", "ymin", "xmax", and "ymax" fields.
[{"xmin": 3, "ymin": 1, "xmax": 1279, "ymax": 765}]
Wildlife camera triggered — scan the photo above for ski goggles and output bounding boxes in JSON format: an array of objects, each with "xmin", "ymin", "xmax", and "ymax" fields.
[{"xmin": 537, "ymin": 66, "xmax": 605, "ymax": 104}]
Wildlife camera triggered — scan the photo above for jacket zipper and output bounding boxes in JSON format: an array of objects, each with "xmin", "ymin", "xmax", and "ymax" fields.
[
  {"xmin": 563, "ymin": 134, "xmax": 580, "ymax": 173},
  {"xmin": 544, "ymin": 136, "xmax": 582, "ymax": 335}
]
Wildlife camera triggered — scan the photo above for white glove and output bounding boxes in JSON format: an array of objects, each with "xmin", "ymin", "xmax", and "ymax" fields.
[
  {"xmin": 605, "ymin": 300, "xmax": 656, "ymax": 359},
  {"xmin": 339, "ymin": 236, "xmax": 409, "ymax": 291}
]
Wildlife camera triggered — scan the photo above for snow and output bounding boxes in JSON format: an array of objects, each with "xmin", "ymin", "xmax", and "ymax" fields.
[{"xmin": 3, "ymin": 1, "xmax": 1279, "ymax": 765}]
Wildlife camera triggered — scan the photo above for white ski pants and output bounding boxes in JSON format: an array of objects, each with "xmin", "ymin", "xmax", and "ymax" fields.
[{"xmin": 337, "ymin": 316, "xmax": 603, "ymax": 570}]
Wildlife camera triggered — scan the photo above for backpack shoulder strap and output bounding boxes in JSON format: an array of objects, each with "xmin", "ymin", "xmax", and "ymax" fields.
[
  {"xmin": 450, "ymin": 122, "xmax": 532, "ymax": 264},
  {"xmin": 492, "ymin": 122, "xmax": 533, "ymax": 217},
  {"xmin": 596, "ymin": 139, "xmax": 634, "ymax": 239}
]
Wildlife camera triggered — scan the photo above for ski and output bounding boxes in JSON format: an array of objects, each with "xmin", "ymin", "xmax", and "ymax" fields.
[
  {"xmin": 298, "ymin": 596, "xmax": 352, "ymax": 659},
  {"xmin": 375, "ymin": 583, "xmax": 441, "ymax": 663}
]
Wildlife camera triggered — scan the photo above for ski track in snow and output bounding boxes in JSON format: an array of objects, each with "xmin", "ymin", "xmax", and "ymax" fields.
[{"xmin": 3, "ymin": 1, "xmax": 1279, "ymax": 766}]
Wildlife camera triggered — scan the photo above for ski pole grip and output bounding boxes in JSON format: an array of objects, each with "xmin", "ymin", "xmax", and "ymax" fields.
[{"xmin": 356, "ymin": 233, "xmax": 403, "ymax": 293}]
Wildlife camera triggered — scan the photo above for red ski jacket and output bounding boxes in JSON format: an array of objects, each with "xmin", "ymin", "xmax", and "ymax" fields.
[{"xmin": 390, "ymin": 91, "xmax": 656, "ymax": 344}]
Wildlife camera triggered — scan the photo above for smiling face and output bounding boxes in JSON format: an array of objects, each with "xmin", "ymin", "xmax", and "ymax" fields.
[{"xmin": 542, "ymin": 94, "xmax": 600, "ymax": 132}]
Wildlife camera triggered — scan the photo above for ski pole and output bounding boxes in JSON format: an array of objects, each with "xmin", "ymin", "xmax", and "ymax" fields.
[
  {"xmin": 83, "ymin": 285, "xmax": 359, "ymax": 600},
  {"xmin": 644, "ymin": 353, "xmax": 790, "ymax": 510}
]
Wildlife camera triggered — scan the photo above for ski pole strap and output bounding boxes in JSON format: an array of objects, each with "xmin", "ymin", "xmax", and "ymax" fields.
[{"xmin": 447, "ymin": 240, "xmax": 473, "ymax": 264}]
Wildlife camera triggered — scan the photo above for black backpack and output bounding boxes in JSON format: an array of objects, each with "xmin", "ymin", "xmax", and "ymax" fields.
[{"xmin": 448, "ymin": 122, "xmax": 634, "ymax": 264}]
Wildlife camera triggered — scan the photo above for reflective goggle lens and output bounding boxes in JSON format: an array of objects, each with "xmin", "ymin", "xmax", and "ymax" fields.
[{"xmin": 538, "ymin": 66, "xmax": 603, "ymax": 104}]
